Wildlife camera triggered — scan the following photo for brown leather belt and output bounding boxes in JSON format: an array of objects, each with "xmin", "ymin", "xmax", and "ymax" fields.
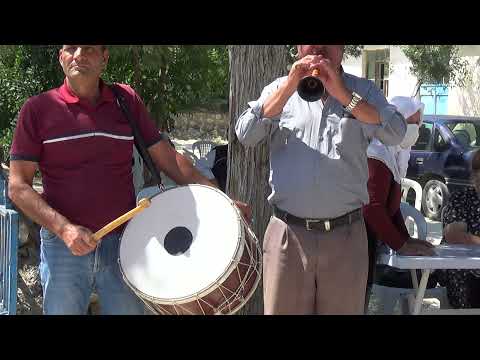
[{"xmin": 273, "ymin": 207, "xmax": 362, "ymax": 232}]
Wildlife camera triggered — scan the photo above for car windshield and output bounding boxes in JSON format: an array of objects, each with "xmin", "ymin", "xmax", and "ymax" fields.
[{"xmin": 447, "ymin": 122, "xmax": 480, "ymax": 148}]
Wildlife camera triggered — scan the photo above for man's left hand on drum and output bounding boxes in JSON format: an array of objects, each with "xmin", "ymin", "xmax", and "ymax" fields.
[
  {"xmin": 234, "ymin": 200, "xmax": 252, "ymax": 223},
  {"xmin": 59, "ymin": 223, "xmax": 98, "ymax": 256}
]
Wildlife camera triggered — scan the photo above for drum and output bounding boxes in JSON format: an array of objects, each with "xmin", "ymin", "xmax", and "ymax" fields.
[{"xmin": 119, "ymin": 184, "xmax": 262, "ymax": 315}]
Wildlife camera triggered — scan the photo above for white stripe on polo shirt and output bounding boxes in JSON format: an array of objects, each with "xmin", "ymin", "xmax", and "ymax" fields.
[{"xmin": 43, "ymin": 132, "xmax": 134, "ymax": 144}]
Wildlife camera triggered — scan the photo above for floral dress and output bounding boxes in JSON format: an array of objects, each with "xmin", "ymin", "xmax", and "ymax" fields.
[{"xmin": 436, "ymin": 187, "xmax": 480, "ymax": 308}]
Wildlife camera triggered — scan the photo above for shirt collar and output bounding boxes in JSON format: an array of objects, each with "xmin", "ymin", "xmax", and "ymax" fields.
[{"xmin": 59, "ymin": 78, "xmax": 115, "ymax": 105}]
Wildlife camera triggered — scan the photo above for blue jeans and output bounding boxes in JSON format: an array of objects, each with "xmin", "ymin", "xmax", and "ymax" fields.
[{"xmin": 39, "ymin": 228, "xmax": 146, "ymax": 315}]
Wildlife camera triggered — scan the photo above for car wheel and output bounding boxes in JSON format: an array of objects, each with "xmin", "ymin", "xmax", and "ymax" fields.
[{"xmin": 422, "ymin": 179, "xmax": 449, "ymax": 221}]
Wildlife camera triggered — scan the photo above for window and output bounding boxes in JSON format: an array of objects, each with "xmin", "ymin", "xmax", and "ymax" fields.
[
  {"xmin": 363, "ymin": 49, "xmax": 390, "ymax": 97},
  {"xmin": 420, "ymin": 85, "xmax": 448, "ymax": 115},
  {"xmin": 447, "ymin": 122, "xmax": 480, "ymax": 148},
  {"xmin": 412, "ymin": 123, "xmax": 434, "ymax": 151},
  {"xmin": 434, "ymin": 129, "xmax": 448, "ymax": 151}
]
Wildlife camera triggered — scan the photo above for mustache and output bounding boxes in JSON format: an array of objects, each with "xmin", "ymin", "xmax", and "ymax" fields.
[{"xmin": 70, "ymin": 61, "xmax": 89, "ymax": 68}]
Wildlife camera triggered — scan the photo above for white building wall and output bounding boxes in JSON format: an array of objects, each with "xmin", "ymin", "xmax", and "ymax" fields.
[
  {"xmin": 343, "ymin": 45, "xmax": 389, "ymax": 77},
  {"xmin": 387, "ymin": 46, "xmax": 418, "ymax": 99},
  {"xmin": 342, "ymin": 45, "xmax": 480, "ymax": 116},
  {"xmin": 342, "ymin": 54, "xmax": 363, "ymax": 77},
  {"xmin": 448, "ymin": 47, "xmax": 480, "ymax": 116}
]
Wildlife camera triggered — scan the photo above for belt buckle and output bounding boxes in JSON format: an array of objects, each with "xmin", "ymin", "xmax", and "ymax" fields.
[
  {"xmin": 305, "ymin": 219, "xmax": 329, "ymax": 231},
  {"xmin": 324, "ymin": 220, "xmax": 331, "ymax": 232}
]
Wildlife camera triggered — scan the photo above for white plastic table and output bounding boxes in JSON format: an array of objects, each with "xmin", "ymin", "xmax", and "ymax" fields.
[{"xmin": 377, "ymin": 244, "xmax": 480, "ymax": 315}]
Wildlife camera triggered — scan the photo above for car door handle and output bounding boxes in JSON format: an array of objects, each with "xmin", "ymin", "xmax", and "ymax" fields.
[{"xmin": 416, "ymin": 158, "xmax": 424, "ymax": 165}]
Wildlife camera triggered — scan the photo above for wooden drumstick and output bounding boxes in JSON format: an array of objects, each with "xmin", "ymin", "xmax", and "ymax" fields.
[{"xmin": 92, "ymin": 198, "xmax": 151, "ymax": 242}]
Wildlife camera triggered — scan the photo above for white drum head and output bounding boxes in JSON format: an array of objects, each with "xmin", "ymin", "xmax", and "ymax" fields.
[{"xmin": 119, "ymin": 185, "xmax": 242, "ymax": 302}]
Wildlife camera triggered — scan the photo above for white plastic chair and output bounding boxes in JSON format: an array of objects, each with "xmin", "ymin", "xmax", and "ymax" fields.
[
  {"xmin": 400, "ymin": 202, "xmax": 427, "ymax": 240},
  {"xmin": 192, "ymin": 140, "xmax": 216, "ymax": 159},
  {"xmin": 372, "ymin": 202, "xmax": 449, "ymax": 314},
  {"xmin": 401, "ymin": 178, "xmax": 423, "ymax": 238},
  {"xmin": 401, "ymin": 178, "xmax": 423, "ymax": 211},
  {"xmin": 182, "ymin": 148, "xmax": 199, "ymax": 164}
]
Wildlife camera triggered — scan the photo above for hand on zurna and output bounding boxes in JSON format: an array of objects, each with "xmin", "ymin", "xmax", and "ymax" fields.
[
  {"xmin": 287, "ymin": 55, "xmax": 322, "ymax": 88},
  {"xmin": 308, "ymin": 56, "xmax": 349, "ymax": 102}
]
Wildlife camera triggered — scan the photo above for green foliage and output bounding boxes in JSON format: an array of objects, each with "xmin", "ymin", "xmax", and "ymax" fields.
[
  {"xmin": 103, "ymin": 45, "xmax": 229, "ymax": 131},
  {"xmin": 0, "ymin": 45, "xmax": 63, "ymax": 161},
  {"xmin": 344, "ymin": 45, "xmax": 364, "ymax": 58},
  {"xmin": 0, "ymin": 45, "xmax": 230, "ymax": 160},
  {"xmin": 400, "ymin": 45, "xmax": 471, "ymax": 94}
]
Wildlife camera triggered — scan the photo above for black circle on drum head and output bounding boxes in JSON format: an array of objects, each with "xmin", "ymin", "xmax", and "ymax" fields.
[{"xmin": 164, "ymin": 227, "xmax": 193, "ymax": 256}]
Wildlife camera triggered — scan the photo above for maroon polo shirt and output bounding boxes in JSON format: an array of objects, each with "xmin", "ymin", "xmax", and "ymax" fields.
[{"xmin": 10, "ymin": 79, "xmax": 166, "ymax": 232}]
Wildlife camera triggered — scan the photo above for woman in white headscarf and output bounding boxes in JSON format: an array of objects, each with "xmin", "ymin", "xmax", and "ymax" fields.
[
  {"xmin": 368, "ymin": 96, "xmax": 425, "ymax": 186},
  {"xmin": 363, "ymin": 96, "xmax": 435, "ymax": 308}
]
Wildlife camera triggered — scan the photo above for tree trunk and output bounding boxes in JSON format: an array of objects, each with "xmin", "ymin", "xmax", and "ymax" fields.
[{"xmin": 227, "ymin": 45, "xmax": 290, "ymax": 315}]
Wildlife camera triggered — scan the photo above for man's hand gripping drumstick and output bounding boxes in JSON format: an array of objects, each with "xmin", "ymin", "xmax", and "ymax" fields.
[
  {"xmin": 92, "ymin": 198, "xmax": 151, "ymax": 242},
  {"xmin": 58, "ymin": 198, "xmax": 151, "ymax": 257}
]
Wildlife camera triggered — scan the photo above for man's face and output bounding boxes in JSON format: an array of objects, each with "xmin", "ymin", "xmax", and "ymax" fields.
[
  {"xmin": 59, "ymin": 45, "xmax": 108, "ymax": 80},
  {"xmin": 297, "ymin": 45, "xmax": 344, "ymax": 69}
]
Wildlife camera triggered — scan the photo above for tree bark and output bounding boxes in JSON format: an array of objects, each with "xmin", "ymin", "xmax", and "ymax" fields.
[{"xmin": 226, "ymin": 45, "xmax": 290, "ymax": 315}]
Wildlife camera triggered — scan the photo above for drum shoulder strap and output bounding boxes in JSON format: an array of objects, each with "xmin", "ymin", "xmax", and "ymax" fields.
[{"xmin": 109, "ymin": 84, "xmax": 163, "ymax": 187}]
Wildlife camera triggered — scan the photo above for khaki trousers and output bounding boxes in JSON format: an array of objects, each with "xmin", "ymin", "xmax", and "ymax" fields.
[{"xmin": 263, "ymin": 215, "xmax": 368, "ymax": 315}]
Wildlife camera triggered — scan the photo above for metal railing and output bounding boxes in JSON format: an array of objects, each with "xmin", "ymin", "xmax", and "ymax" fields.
[{"xmin": 0, "ymin": 170, "xmax": 18, "ymax": 315}]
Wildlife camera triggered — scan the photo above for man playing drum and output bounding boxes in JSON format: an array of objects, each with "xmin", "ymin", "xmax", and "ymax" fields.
[
  {"xmin": 236, "ymin": 45, "xmax": 407, "ymax": 314},
  {"xmin": 8, "ymin": 45, "xmax": 249, "ymax": 315}
]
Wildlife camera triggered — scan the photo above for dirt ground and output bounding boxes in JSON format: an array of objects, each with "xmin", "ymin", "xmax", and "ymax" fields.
[{"xmin": 15, "ymin": 225, "xmax": 43, "ymax": 315}]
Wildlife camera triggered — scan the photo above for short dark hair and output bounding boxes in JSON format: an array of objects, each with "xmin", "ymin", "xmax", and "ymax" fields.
[{"xmin": 61, "ymin": 45, "xmax": 107, "ymax": 51}]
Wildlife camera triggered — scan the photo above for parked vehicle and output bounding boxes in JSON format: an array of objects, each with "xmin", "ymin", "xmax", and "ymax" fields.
[{"xmin": 406, "ymin": 115, "xmax": 480, "ymax": 221}]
